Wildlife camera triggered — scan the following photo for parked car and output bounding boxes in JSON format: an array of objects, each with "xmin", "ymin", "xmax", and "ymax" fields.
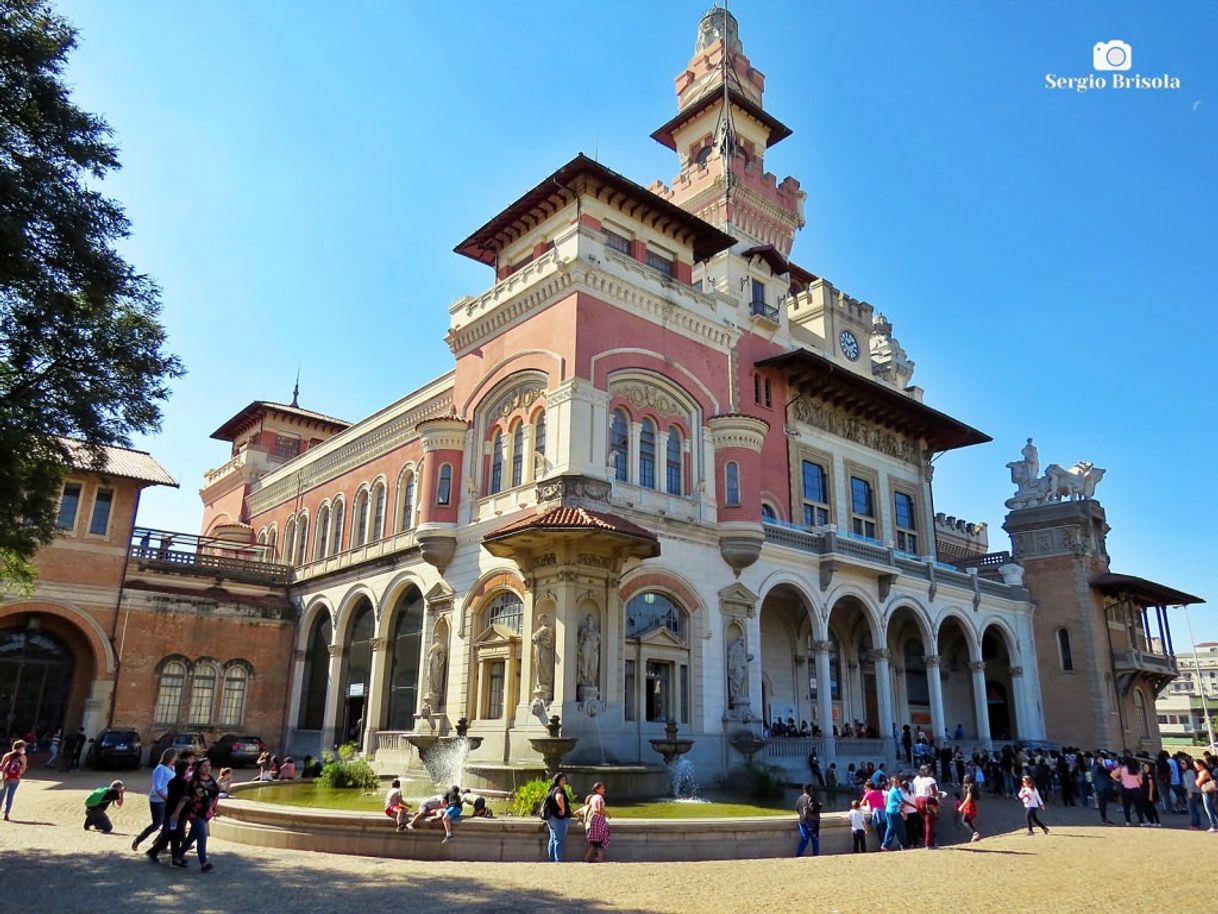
[
  {"xmin": 86, "ymin": 729, "xmax": 143, "ymax": 770},
  {"xmin": 148, "ymin": 731, "xmax": 208, "ymax": 766},
  {"xmin": 206, "ymin": 734, "xmax": 266, "ymax": 767}
]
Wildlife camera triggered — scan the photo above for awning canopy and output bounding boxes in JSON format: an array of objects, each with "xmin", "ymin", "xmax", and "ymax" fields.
[
  {"xmin": 756, "ymin": 349, "xmax": 990, "ymax": 452},
  {"xmin": 1091, "ymin": 573, "xmax": 1204, "ymax": 607}
]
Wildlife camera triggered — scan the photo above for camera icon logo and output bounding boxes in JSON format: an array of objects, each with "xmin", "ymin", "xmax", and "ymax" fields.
[{"xmin": 1093, "ymin": 40, "xmax": 1132, "ymax": 71}]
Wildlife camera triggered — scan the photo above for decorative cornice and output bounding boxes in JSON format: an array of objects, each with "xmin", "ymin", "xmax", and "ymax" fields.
[
  {"xmin": 418, "ymin": 417, "xmax": 469, "ymax": 452},
  {"xmin": 707, "ymin": 414, "xmax": 769, "ymax": 452},
  {"xmin": 247, "ymin": 391, "xmax": 454, "ymax": 516}
]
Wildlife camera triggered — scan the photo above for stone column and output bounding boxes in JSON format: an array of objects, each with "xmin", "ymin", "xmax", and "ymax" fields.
[
  {"xmin": 813, "ymin": 641, "xmax": 835, "ymax": 760},
  {"xmin": 320, "ymin": 643, "xmax": 344, "ymax": 751},
  {"xmin": 363, "ymin": 637, "xmax": 389, "ymax": 756},
  {"xmin": 1008, "ymin": 665, "xmax": 1027, "ymax": 740},
  {"xmin": 871, "ymin": 649, "xmax": 896, "ymax": 765},
  {"xmin": 970, "ymin": 660, "xmax": 991, "ymax": 749},
  {"xmin": 924, "ymin": 655, "xmax": 946, "ymax": 745}
]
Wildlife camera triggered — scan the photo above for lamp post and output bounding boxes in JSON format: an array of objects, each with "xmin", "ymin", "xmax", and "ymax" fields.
[{"xmin": 1178, "ymin": 603, "xmax": 1217, "ymax": 752}]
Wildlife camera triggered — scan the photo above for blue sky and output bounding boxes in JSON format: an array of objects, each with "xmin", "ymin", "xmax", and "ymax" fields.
[{"xmin": 56, "ymin": 1, "xmax": 1216, "ymax": 639}]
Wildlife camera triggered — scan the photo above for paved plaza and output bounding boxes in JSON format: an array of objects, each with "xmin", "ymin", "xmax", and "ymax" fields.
[{"xmin": 0, "ymin": 769, "xmax": 1210, "ymax": 914}]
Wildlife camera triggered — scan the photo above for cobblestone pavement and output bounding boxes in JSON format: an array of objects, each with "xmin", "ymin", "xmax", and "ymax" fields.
[{"xmin": 1, "ymin": 769, "xmax": 1211, "ymax": 914}]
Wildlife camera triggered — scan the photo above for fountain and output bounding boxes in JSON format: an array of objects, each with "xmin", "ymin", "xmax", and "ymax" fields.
[
  {"xmin": 728, "ymin": 729, "xmax": 768, "ymax": 766},
  {"xmin": 648, "ymin": 719, "xmax": 699, "ymax": 799},
  {"xmin": 649, "ymin": 718, "xmax": 694, "ymax": 766},
  {"xmin": 405, "ymin": 717, "xmax": 483, "ymax": 784},
  {"xmin": 527, "ymin": 714, "xmax": 578, "ymax": 778}
]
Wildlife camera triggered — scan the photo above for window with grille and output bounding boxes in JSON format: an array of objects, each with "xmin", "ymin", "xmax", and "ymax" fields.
[
  {"xmin": 894, "ymin": 491, "xmax": 918, "ymax": 553},
  {"xmin": 57, "ymin": 482, "xmax": 82, "ymax": 531},
  {"xmin": 400, "ymin": 475, "xmax": 415, "ymax": 530},
  {"xmin": 154, "ymin": 661, "xmax": 186, "ymax": 723},
  {"xmin": 850, "ymin": 476, "xmax": 876, "ymax": 538},
  {"xmin": 486, "ymin": 661, "xmax": 505, "ymax": 719},
  {"xmin": 665, "ymin": 429, "xmax": 682, "ymax": 495},
  {"xmin": 646, "ymin": 249, "xmax": 674, "ymax": 277},
  {"xmin": 801, "ymin": 460, "xmax": 829, "ymax": 526},
  {"xmin": 639, "ymin": 419, "xmax": 657, "ymax": 489},
  {"xmin": 219, "ymin": 666, "xmax": 248, "ymax": 726},
  {"xmin": 486, "ymin": 592, "xmax": 523, "ymax": 633},
  {"xmin": 610, "ymin": 410, "xmax": 629, "ymax": 481},
  {"xmin": 725, "ymin": 461, "xmax": 741, "ymax": 506},
  {"xmin": 511, "ymin": 423, "xmax": 524, "ymax": 487},
  {"xmin": 186, "ymin": 663, "xmax": 217, "ymax": 725},
  {"xmin": 604, "ymin": 229, "xmax": 631, "ymax": 254},
  {"xmin": 89, "ymin": 488, "xmax": 114, "ymax": 536}
]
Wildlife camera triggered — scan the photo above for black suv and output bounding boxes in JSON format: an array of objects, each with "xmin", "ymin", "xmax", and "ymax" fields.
[
  {"xmin": 86, "ymin": 729, "xmax": 143, "ymax": 770},
  {"xmin": 207, "ymin": 734, "xmax": 266, "ymax": 767}
]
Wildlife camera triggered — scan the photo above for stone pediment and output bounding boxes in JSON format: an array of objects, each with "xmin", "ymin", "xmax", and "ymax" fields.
[
  {"xmin": 425, "ymin": 580, "xmax": 455, "ymax": 610},
  {"xmin": 473, "ymin": 623, "xmax": 521, "ymax": 648},
  {"xmin": 634, "ymin": 626, "xmax": 685, "ymax": 648},
  {"xmin": 718, "ymin": 582, "xmax": 758, "ymax": 617}
]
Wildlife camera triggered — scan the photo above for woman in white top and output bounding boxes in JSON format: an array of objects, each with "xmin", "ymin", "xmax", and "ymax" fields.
[
  {"xmin": 1018, "ymin": 774, "xmax": 1050, "ymax": 835},
  {"xmin": 132, "ymin": 748, "xmax": 178, "ymax": 850}
]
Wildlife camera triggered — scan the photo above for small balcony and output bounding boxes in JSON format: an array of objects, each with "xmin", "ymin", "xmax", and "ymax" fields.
[
  {"xmin": 1112, "ymin": 648, "xmax": 1178, "ymax": 678},
  {"xmin": 129, "ymin": 527, "xmax": 291, "ymax": 585},
  {"xmin": 749, "ymin": 299, "xmax": 779, "ymax": 322}
]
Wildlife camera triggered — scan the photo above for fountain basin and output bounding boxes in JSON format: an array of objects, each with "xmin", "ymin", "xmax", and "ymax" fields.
[
  {"xmin": 210, "ymin": 779, "xmax": 859, "ymax": 862},
  {"xmin": 527, "ymin": 736, "xmax": 578, "ymax": 777},
  {"xmin": 405, "ymin": 733, "xmax": 483, "ymax": 784}
]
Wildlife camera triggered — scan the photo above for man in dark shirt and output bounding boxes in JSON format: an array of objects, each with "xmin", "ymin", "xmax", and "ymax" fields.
[
  {"xmin": 83, "ymin": 780, "xmax": 125, "ymax": 832},
  {"xmin": 145, "ymin": 759, "xmax": 190, "ymax": 865}
]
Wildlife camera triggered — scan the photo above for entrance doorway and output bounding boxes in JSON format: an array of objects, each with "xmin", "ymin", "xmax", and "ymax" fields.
[
  {"xmin": 343, "ymin": 692, "xmax": 366, "ymax": 745},
  {"xmin": 0, "ymin": 626, "xmax": 75, "ymax": 741}
]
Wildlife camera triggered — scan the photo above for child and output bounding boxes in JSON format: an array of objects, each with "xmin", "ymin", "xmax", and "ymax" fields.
[
  {"xmin": 1019, "ymin": 775, "xmax": 1050, "ymax": 836},
  {"xmin": 406, "ymin": 793, "xmax": 445, "ymax": 831},
  {"xmin": 83, "ymin": 780, "xmax": 125, "ymax": 833},
  {"xmin": 440, "ymin": 784, "xmax": 463, "ymax": 844},
  {"xmin": 385, "ymin": 778, "xmax": 412, "ymax": 832},
  {"xmin": 847, "ymin": 799, "xmax": 868, "ymax": 853},
  {"xmin": 461, "ymin": 788, "xmax": 494, "ymax": 818},
  {"xmin": 217, "ymin": 768, "xmax": 234, "ymax": 798},
  {"xmin": 959, "ymin": 776, "xmax": 981, "ymax": 841}
]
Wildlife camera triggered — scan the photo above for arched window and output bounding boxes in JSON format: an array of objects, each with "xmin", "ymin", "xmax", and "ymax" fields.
[
  {"xmin": 511, "ymin": 422, "xmax": 524, "ymax": 488},
  {"xmin": 695, "ymin": 144, "xmax": 712, "ymax": 166},
  {"xmin": 282, "ymin": 517, "xmax": 296, "ymax": 564},
  {"xmin": 371, "ymin": 482, "xmax": 386, "ymax": 541},
  {"xmin": 610, "ymin": 409, "xmax": 629, "ymax": 482},
  {"xmin": 257, "ymin": 529, "xmax": 268, "ymax": 546},
  {"xmin": 1057, "ymin": 628, "xmax": 1074, "ymax": 672},
  {"xmin": 761, "ymin": 503, "xmax": 777, "ymax": 521},
  {"xmin": 299, "ymin": 612, "xmax": 332, "ymax": 730},
  {"xmin": 490, "ymin": 431, "xmax": 504, "ymax": 494},
  {"xmin": 186, "ymin": 661, "xmax": 218, "ymax": 725},
  {"xmin": 330, "ymin": 499, "xmax": 344, "ymax": 554},
  {"xmin": 219, "ymin": 665, "xmax": 249, "ymax": 727},
  {"xmin": 437, "ymin": 464, "xmax": 453, "ymax": 505},
  {"xmin": 267, "ymin": 526, "xmax": 277, "ymax": 552},
  {"xmin": 1133, "ymin": 688, "xmax": 1150, "ymax": 738},
  {"xmin": 639, "ymin": 418, "xmax": 657, "ymax": 489},
  {"xmin": 533, "ymin": 411, "xmax": 546, "ymax": 473},
  {"xmin": 725, "ymin": 461, "xmax": 741, "ymax": 506},
  {"xmin": 665, "ymin": 428, "xmax": 682, "ymax": 495},
  {"xmin": 400, "ymin": 473, "xmax": 415, "ymax": 531},
  {"xmin": 485, "ymin": 592, "xmax": 523, "ymax": 633},
  {"xmin": 154, "ymin": 660, "xmax": 187, "ymax": 724},
  {"xmin": 315, "ymin": 506, "xmax": 330, "ymax": 561},
  {"xmin": 625, "ymin": 591, "xmax": 686, "ymax": 641},
  {"xmin": 295, "ymin": 516, "xmax": 309, "ymax": 566},
  {"xmin": 352, "ymin": 489, "xmax": 369, "ymax": 547},
  {"xmin": 340, "ymin": 600, "xmax": 375, "ymax": 744},
  {"xmin": 387, "ymin": 588, "xmax": 424, "ymax": 730}
]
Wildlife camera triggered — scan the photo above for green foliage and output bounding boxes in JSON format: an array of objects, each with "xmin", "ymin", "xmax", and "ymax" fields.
[
  {"xmin": 0, "ymin": 549, "xmax": 36, "ymax": 596},
  {"xmin": 510, "ymin": 777, "xmax": 575, "ymax": 818},
  {"xmin": 0, "ymin": 0, "xmax": 185, "ymax": 576},
  {"xmin": 316, "ymin": 746, "xmax": 380, "ymax": 791},
  {"xmin": 745, "ymin": 761, "xmax": 787, "ymax": 800}
]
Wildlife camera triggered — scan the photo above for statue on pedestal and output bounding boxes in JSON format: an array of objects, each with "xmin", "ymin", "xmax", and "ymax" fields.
[
  {"xmin": 577, "ymin": 613, "xmax": 601, "ymax": 701},
  {"xmin": 532, "ymin": 614, "xmax": 556, "ymax": 701}
]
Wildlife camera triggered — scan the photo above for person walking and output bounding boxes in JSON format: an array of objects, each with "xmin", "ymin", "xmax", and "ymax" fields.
[
  {"xmin": 145, "ymin": 758, "xmax": 190, "ymax": 866},
  {"xmin": 1019, "ymin": 775, "xmax": 1050, "ymax": 836},
  {"xmin": 541, "ymin": 772, "xmax": 572, "ymax": 862},
  {"xmin": 794, "ymin": 783, "xmax": 821, "ymax": 857},
  {"xmin": 1194, "ymin": 757, "xmax": 1218, "ymax": 832},
  {"xmin": 83, "ymin": 780, "xmax": 125, "ymax": 832},
  {"xmin": 133, "ymin": 748, "xmax": 177, "ymax": 850},
  {"xmin": 578, "ymin": 782, "xmax": 610, "ymax": 863},
  {"xmin": 1139, "ymin": 762, "xmax": 1161, "ymax": 827},
  {"xmin": 44, "ymin": 730, "xmax": 61, "ymax": 769},
  {"xmin": 863, "ymin": 781, "xmax": 886, "ymax": 848},
  {"xmin": 880, "ymin": 776, "xmax": 910, "ymax": 851},
  {"xmin": 959, "ymin": 776, "xmax": 981, "ymax": 842},
  {"xmin": 2, "ymin": 739, "xmax": 29, "ymax": 821},
  {"xmin": 175, "ymin": 758, "xmax": 220, "ymax": 871}
]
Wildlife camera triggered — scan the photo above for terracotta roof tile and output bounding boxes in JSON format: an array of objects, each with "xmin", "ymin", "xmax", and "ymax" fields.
[
  {"xmin": 485, "ymin": 506, "xmax": 657, "ymax": 542},
  {"xmin": 62, "ymin": 439, "xmax": 177, "ymax": 487}
]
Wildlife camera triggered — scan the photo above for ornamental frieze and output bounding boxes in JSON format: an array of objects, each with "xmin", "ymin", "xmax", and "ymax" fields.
[
  {"xmin": 612, "ymin": 382, "xmax": 682, "ymax": 418},
  {"xmin": 790, "ymin": 396, "xmax": 920, "ymax": 465},
  {"xmin": 490, "ymin": 385, "xmax": 545, "ymax": 419}
]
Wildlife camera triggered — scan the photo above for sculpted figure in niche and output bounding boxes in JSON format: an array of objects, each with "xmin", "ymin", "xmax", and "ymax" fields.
[
  {"xmin": 532, "ymin": 614, "xmax": 556, "ymax": 698},
  {"xmin": 427, "ymin": 637, "xmax": 447, "ymax": 702},
  {"xmin": 727, "ymin": 634, "xmax": 750, "ymax": 708},
  {"xmin": 577, "ymin": 613, "xmax": 601, "ymax": 688}
]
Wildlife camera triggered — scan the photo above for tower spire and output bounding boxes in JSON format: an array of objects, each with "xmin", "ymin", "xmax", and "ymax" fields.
[{"xmin": 290, "ymin": 365, "xmax": 300, "ymax": 409}]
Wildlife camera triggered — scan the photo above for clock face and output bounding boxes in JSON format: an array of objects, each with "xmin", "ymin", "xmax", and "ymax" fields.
[{"xmin": 839, "ymin": 329, "xmax": 860, "ymax": 361}]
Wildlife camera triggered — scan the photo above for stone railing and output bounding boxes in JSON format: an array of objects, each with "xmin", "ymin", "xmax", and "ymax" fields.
[
  {"xmin": 293, "ymin": 529, "xmax": 419, "ymax": 583},
  {"xmin": 834, "ymin": 737, "xmax": 890, "ymax": 759},
  {"xmin": 374, "ymin": 731, "xmax": 415, "ymax": 754},
  {"xmin": 129, "ymin": 528, "xmax": 291, "ymax": 585},
  {"xmin": 1112, "ymin": 649, "xmax": 1178, "ymax": 676},
  {"xmin": 765, "ymin": 736, "xmax": 826, "ymax": 759}
]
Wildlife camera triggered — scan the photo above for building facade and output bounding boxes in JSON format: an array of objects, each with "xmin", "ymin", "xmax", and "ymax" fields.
[
  {"xmin": 190, "ymin": 10, "xmax": 1048, "ymax": 779},
  {"xmin": 1157, "ymin": 643, "xmax": 1218, "ymax": 745}
]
